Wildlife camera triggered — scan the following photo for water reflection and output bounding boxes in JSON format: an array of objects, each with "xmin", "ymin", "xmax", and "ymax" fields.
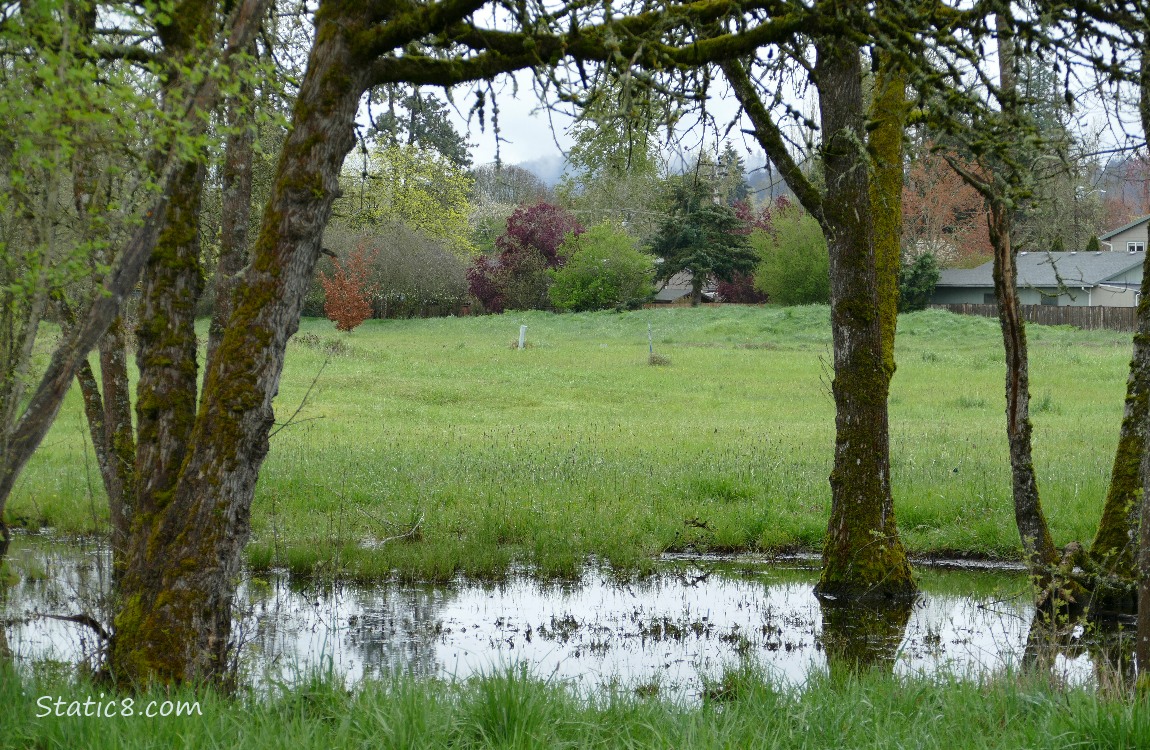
[
  {"xmin": 1022, "ymin": 611, "xmax": 1136, "ymax": 686},
  {"xmin": 0, "ymin": 536, "xmax": 1136, "ymax": 698},
  {"xmin": 820, "ymin": 597, "xmax": 913, "ymax": 678}
]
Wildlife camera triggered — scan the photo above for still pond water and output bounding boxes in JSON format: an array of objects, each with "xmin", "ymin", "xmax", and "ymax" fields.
[{"xmin": 1, "ymin": 535, "xmax": 1135, "ymax": 699}]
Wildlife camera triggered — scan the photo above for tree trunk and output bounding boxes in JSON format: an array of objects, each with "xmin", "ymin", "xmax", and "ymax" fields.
[
  {"xmin": 98, "ymin": 321, "xmax": 136, "ymax": 580},
  {"xmin": 690, "ymin": 275, "xmax": 703, "ymax": 306},
  {"xmin": 74, "ymin": 338, "xmax": 135, "ymax": 583},
  {"xmin": 206, "ymin": 66, "xmax": 257, "ymax": 367},
  {"xmin": 868, "ymin": 51, "xmax": 908, "ymax": 374},
  {"xmin": 106, "ymin": 1, "xmax": 373, "ymax": 686},
  {"xmin": 988, "ymin": 17, "xmax": 1060, "ymax": 580},
  {"xmin": 1138, "ymin": 440, "xmax": 1150, "ymax": 678},
  {"xmin": 812, "ymin": 34, "xmax": 915, "ymax": 600},
  {"xmin": 987, "ymin": 199, "xmax": 1059, "ymax": 577},
  {"xmin": 1090, "ymin": 255, "xmax": 1150, "ymax": 589},
  {"xmin": 1133, "ymin": 43, "xmax": 1150, "ymax": 684}
]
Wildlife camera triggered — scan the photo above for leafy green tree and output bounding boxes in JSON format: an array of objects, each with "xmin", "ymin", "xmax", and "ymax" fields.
[
  {"xmin": 897, "ymin": 252, "xmax": 939, "ymax": 313},
  {"xmin": 549, "ymin": 223, "xmax": 655, "ymax": 311},
  {"xmin": 556, "ymin": 80, "xmax": 666, "ymax": 240},
  {"xmin": 649, "ymin": 176, "xmax": 757, "ymax": 306},
  {"xmin": 752, "ymin": 207, "xmax": 829, "ymax": 305},
  {"xmin": 339, "ymin": 143, "xmax": 475, "ymax": 255}
]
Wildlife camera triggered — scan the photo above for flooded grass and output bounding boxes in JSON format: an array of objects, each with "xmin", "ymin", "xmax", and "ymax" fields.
[
  {"xmin": 7, "ymin": 306, "xmax": 1133, "ymax": 581},
  {"xmin": 4, "ymin": 535, "xmax": 1147, "ymax": 747},
  {"xmin": 1, "ymin": 536, "xmax": 1138, "ymax": 700}
]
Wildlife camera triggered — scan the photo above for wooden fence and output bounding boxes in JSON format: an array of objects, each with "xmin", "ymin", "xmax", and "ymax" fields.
[{"xmin": 930, "ymin": 303, "xmax": 1137, "ymax": 332}]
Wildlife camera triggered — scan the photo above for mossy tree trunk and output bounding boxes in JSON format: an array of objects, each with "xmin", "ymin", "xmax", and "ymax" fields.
[
  {"xmin": 869, "ymin": 51, "xmax": 908, "ymax": 374},
  {"xmin": 1134, "ymin": 45, "xmax": 1150, "ymax": 679},
  {"xmin": 1090, "ymin": 258, "xmax": 1150, "ymax": 587},
  {"xmin": 1096, "ymin": 50, "xmax": 1150, "ymax": 615},
  {"xmin": 206, "ymin": 63, "xmax": 257, "ymax": 366},
  {"xmin": 720, "ymin": 33, "xmax": 915, "ymax": 601},
  {"xmin": 986, "ymin": 198, "xmax": 1058, "ymax": 576},
  {"xmin": 812, "ymin": 34, "xmax": 914, "ymax": 600},
  {"xmin": 106, "ymin": 0, "xmax": 375, "ymax": 686}
]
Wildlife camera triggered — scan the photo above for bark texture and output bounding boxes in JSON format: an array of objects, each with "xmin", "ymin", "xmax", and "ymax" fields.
[
  {"xmin": 721, "ymin": 42, "xmax": 914, "ymax": 601},
  {"xmin": 1090, "ymin": 254, "xmax": 1150, "ymax": 586},
  {"xmin": 107, "ymin": 0, "xmax": 374, "ymax": 685},
  {"xmin": 868, "ymin": 52, "xmax": 908, "ymax": 373},
  {"xmin": 1134, "ymin": 43, "xmax": 1150, "ymax": 681},
  {"xmin": 206, "ymin": 69, "xmax": 257, "ymax": 367},
  {"xmin": 1138, "ymin": 441, "xmax": 1150, "ymax": 675},
  {"xmin": 986, "ymin": 200, "xmax": 1058, "ymax": 576},
  {"xmin": 73, "ymin": 321, "xmax": 135, "ymax": 580},
  {"xmin": 812, "ymin": 34, "xmax": 914, "ymax": 600}
]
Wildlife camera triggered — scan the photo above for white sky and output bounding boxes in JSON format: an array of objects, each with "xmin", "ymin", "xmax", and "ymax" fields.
[{"xmin": 444, "ymin": 70, "xmax": 766, "ymax": 178}]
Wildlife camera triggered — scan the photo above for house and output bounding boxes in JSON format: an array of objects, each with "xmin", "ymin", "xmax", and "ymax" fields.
[
  {"xmin": 932, "ymin": 250, "xmax": 1145, "ymax": 307},
  {"xmin": 1100, "ymin": 214, "xmax": 1150, "ymax": 253},
  {"xmin": 653, "ymin": 271, "xmax": 719, "ymax": 303}
]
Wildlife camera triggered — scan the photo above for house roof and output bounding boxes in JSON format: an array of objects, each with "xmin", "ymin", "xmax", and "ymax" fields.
[
  {"xmin": 1100, "ymin": 214, "xmax": 1150, "ymax": 241},
  {"xmin": 936, "ymin": 251, "xmax": 1146, "ymax": 289}
]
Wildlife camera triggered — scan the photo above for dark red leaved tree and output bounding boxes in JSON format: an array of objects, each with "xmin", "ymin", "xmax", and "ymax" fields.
[
  {"xmin": 320, "ymin": 244, "xmax": 375, "ymax": 330},
  {"xmin": 468, "ymin": 201, "xmax": 584, "ymax": 312}
]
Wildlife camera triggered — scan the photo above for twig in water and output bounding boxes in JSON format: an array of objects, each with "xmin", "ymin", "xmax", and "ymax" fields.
[{"xmin": 38, "ymin": 612, "xmax": 111, "ymax": 641}]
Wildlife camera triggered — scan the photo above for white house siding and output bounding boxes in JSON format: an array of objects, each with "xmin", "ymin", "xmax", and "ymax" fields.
[
  {"xmin": 1092, "ymin": 286, "xmax": 1137, "ymax": 307},
  {"xmin": 1104, "ymin": 225, "xmax": 1149, "ymax": 253}
]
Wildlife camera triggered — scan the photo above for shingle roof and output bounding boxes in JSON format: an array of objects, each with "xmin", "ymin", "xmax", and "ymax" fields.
[
  {"xmin": 936, "ymin": 251, "xmax": 1146, "ymax": 289},
  {"xmin": 1100, "ymin": 214, "xmax": 1150, "ymax": 241}
]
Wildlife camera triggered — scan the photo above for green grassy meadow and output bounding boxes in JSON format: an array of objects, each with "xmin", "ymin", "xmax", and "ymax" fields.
[
  {"xmin": 4, "ymin": 662, "xmax": 1147, "ymax": 750},
  {"xmin": 7, "ymin": 305, "xmax": 1133, "ymax": 580}
]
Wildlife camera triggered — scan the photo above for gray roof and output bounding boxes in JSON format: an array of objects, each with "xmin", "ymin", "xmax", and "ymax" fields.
[
  {"xmin": 936, "ymin": 251, "xmax": 1146, "ymax": 289},
  {"xmin": 1100, "ymin": 214, "xmax": 1150, "ymax": 241}
]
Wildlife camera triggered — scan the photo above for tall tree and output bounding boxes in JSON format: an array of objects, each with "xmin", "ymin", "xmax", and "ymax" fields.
[
  {"xmin": 720, "ymin": 18, "xmax": 917, "ymax": 599},
  {"xmin": 369, "ymin": 85, "xmax": 474, "ymax": 168},
  {"xmin": 649, "ymin": 174, "xmax": 758, "ymax": 306},
  {"xmin": 937, "ymin": 13, "xmax": 1063, "ymax": 584},
  {"xmin": 0, "ymin": 0, "xmax": 269, "ymax": 569},
  {"xmin": 556, "ymin": 78, "xmax": 667, "ymax": 240}
]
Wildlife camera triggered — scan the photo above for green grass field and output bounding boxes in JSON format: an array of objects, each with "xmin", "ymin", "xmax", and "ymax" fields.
[
  {"xmin": 4, "ymin": 663, "xmax": 1147, "ymax": 750},
  {"xmin": 7, "ymin": 305, "xmax": 1134, "ymax": 580}
]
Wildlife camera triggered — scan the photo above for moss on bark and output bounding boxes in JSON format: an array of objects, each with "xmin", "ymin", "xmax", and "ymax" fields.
[
  {"xmin": 812, "ymin": 30, "xmax": 915, "ymax": 601},
  {"xmin": 108, "ymin": 0, "xmax": 374, "ymax": 687},
  {"xmin": 1090, "ymin": 254, "xmax": 1150, "ymax": 585}
]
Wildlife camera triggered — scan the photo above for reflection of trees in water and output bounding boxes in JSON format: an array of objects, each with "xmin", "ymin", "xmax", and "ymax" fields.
[
  {"xmin": 819, "ymin": 597, "xmax": 914, "ymax": 679},
  {"xmin": 0, "ymin": 539, "xmax": 111, "ymax": 669},
  {"xmin": 1023, "ymin": 611, "xmax": 1136, "ymax": 686},
  {"xmin": 237, "ymin": 578, "xmax": 455, "ymax": 681},
  {"xmin": 344, "ymin": 585, "xmax": 449, "ymax": 679}
]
